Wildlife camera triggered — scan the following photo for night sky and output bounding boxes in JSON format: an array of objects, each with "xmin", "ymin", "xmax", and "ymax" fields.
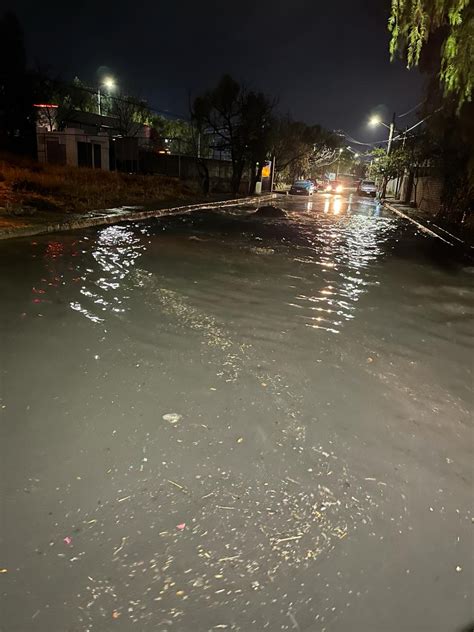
[{"xmin": 12, "ymin": 0, "xmax": 423, "ymax": 144}]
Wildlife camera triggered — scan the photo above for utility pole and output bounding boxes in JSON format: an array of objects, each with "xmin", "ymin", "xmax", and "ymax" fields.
[
  {"xmin": 97, "ymin": 88, "xmax": 102, "ymax": 116},
  {"xmin": 270, "ymin": 155, "xmax": 276, "ymax": 192},
  {"xmin": 387, "ymin": 112, "xmax": 396, "ymax": 154},
  {"xmin": 382, "ymin": 112, "xmax": 396, "ymax": 198},
  {"xmin": 336, "ymin": 147, "xmax": 343, "ymax": 177}
]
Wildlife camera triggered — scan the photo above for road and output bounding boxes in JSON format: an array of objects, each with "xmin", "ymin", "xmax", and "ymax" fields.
[{"xmin": 1, "ymin": 192, "xmax": 473, "ymax": 631}]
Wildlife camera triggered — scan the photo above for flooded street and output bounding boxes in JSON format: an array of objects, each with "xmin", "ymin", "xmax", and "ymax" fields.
[{"xmin": 1, "ymin": 193, "xmax": 473, "ymax": 631}]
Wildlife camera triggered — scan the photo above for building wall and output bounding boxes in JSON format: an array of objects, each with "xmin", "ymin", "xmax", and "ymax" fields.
[
  {"xmin": 413, "ymin": 176, "xmax": 443, "ymax": 214},
  {"xmin": 37, "ymin": 128, "xmax": 110, "ymax": 170}
]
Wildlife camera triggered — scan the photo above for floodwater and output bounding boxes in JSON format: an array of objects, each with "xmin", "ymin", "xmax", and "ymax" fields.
[{"xmin": 1, "ymin": 193, "xmax": 473, "ymax": 632}]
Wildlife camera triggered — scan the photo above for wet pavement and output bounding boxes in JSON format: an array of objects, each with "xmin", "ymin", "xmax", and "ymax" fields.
[{"xmin": 1, "ymin": 193, "xmax": 473, "ymax": 631}]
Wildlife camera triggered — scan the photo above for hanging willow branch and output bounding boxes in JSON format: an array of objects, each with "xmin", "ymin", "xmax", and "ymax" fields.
[{"xmin": 388, "ymin": 0, "xmax": 473, "ymax": 109}]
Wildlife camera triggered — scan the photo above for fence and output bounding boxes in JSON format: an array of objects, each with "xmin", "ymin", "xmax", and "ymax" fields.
[{"xmin": 35, "ymin": 129, "xmax": 258, "ymax": 193}]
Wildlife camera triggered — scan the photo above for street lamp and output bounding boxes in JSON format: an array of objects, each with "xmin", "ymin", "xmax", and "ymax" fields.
[
  {"xmin": 98, "ymin": 76, "xmax": 116, "ymax": 116},
  {"xmin": 369, "ymin": 111, "xmax": 397, "ymax": 198},
  {"xmin": 369, "ymin": 112, "xmax": 396, "ymax": 154}
]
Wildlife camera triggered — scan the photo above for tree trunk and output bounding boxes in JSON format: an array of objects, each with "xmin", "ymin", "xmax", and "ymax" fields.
[
  {"xmin": 231, "ymin": 160, "xmax": 245, "ymax": 195},
  {"xmin": 196, "ymin": 158, "xmax": 209, "ymax": 195}
]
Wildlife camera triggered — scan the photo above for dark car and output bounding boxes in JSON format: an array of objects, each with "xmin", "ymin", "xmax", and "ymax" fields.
[{"xmin": 289, "ymin": 180, "xmax": 315, "ymax": 196}]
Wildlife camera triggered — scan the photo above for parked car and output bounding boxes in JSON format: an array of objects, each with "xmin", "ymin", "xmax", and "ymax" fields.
[
  {"xmin": 324, "ymin": 180, "xmax": 344, "ymax": 194},
  {"xmin": 289, "ymin": 180, "xmax": 315, "ymax": 196},
  {"xmin": 357, "ymin": 180, "xmax": 377, "ymax": 197}
]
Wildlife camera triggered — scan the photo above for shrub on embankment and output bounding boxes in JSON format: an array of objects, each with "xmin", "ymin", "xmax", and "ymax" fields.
[{"xmin": 0, "ymin": 153, "xmax": 195, "ymax": 216}]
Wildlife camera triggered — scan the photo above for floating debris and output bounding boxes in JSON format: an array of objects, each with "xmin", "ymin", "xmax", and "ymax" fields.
[
  {"xmin": 113, "ymin": 537, "xmax": 127, "ymax": 555},
  {"xmin": 176, "ymin": 523, "xmax": 186, "ymax": 531},
  {"xmin": 167, "ymin": 479, "xmax": 188, "ymax": 494},
  {"xmin": 63, "ymin": 536, "xmax": 72, "ymax": 545},
  {"xmin": 163, "ymin": 413, "xmax": 182, "ymax": 424},
  {"xmin": 274, "ymin": 535, "xmax": 303, "ymax": 544}
]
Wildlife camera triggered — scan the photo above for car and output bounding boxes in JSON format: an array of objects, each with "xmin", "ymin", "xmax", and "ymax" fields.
[
  {"xmin": 357, "ymin": 180, "xmax": 377, "ymax": 197},
  {"xmin": 324, "ymin": 180, "xmax": 344, "ymax": 194},
  {"xmin": 289, "ymin": 180, "xmax": 315, "ymax": 196}
]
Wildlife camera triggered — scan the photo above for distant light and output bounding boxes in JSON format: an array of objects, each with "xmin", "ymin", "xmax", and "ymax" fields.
[
  {"xmin": 369, "ymin": 115, "xmax": 381, "ymax": 127},
  {"xmin": 354, "ymin": 153, "xmax": 359, "ymax": 158},
  {"xmin": 102, "ymin": 76, "xmax": 116, "ymax": 90},
  {"xmin": 338, "ymin": 148, "xmax": 343, "ymax": 153}
]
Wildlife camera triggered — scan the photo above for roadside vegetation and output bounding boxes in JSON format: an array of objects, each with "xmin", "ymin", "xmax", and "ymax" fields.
[{"xmin": 0, "ymin": 153, "xmax": 195, "ymax": 229}]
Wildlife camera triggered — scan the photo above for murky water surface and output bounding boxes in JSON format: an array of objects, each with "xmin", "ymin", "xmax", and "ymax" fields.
[{"xmin": 1, "ymin": 195, "xmax": 473, "ymax": 631}]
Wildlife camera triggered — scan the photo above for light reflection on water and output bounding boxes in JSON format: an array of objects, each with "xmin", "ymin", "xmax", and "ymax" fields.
[
  {"xmin": 289, "ymin": 207, "xmax": 395, "ymax": 333},
  {"xmin": 70, "ymin": 225, "xmax": 146, "ymax": 323},
  {"xmin": 63, "ymin": 203, "xmax": 397, "ymax": 340},
  {"xmin": 59, "ymin": 200, "xmax": 398, "ymax": 344}
]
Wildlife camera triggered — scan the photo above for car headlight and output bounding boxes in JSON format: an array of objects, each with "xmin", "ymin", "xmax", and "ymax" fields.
[
  {"xmin": 326, "ymin": 185, "xmax": 332, "ymax": 191},
  {"xmin": 335, "ymin": 185, "xmax": 343, "ymax": 193}
]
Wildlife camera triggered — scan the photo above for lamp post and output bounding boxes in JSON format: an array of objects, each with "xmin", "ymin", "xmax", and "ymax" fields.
[
  {"xmin": 336, "ymin": 147, "xmax": 343, "ymax": 177},
  {"xmin": 369, "ymin": 112, "xmax": 396, "ymax": 155},
  {"xmin": 369, "ymin": 112, "xmax": 397, "ymax": 197},
  {"xmin": 97, "ymin": 76, "xmax": 116, "ymax": 116}
]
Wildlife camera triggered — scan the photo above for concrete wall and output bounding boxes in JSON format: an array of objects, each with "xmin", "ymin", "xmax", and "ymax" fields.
[
  {"xmin": 138, "ymin": 152, "xmax": 252, "ymax": 193},
  {"xmin": 387, "ymin": 172, "xmax": 443, "ymax": 215}
]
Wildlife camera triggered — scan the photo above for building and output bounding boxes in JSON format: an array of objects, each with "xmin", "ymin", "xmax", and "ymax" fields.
[{"xmin": 35, "ymin": 107, "xmax": 151, "ymax": 171}]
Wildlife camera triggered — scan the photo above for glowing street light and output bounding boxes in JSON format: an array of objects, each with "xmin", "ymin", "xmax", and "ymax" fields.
[
  {"xmin": 369, "ymin": 114, "xmax": 382, "ymax": 127},
  {"xmin": 102, "ymin": 76, "xmax": 116, "ymax": 90}
]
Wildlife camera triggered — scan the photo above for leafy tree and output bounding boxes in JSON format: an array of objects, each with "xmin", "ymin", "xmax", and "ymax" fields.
[
  {"xmin": 271, "ymin": 116, "xmax": 340, "ymax": 182},
  {"xmin": 388, "ymin": 0, "xmax": 473, "ymax": 109},
  {"xmin": 369, "ymin": 146, "xmax": 412, "ymax": 181},
  {"xmin": 151, "ymin": 115, "xmax": 195, "ymax": 154}
]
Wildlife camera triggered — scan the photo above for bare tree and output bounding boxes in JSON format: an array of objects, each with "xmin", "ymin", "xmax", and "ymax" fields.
[
  {"xmin": 112, "ymin": 96, "xmax": 150, "ymax": 137},
  {"xmin": 193, "ymin": 75, "xmax": 274, "ymax": 195}
]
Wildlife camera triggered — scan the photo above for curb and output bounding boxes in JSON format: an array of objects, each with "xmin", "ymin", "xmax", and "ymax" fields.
[
  {"xmin": 0, "ymin": 193, "xmax": 276, "ymax": 241},
  {"xmin": 383, "ymin": 201, "xmax": 455, "ymax": 246}
]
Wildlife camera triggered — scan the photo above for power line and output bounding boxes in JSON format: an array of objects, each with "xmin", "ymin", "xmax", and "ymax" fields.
[{"xmin": 397, "ymin": 101, "xmax": 424, "ymax": 118}]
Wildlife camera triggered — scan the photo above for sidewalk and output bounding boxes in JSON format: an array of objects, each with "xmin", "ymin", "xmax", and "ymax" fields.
[
  {"xmin": 383, "ymin": 198, "xmax": 474, "ymax": 250},
  {"xmin": 0, "ymin": 194, "xmax": 276, "ymax": 241}
]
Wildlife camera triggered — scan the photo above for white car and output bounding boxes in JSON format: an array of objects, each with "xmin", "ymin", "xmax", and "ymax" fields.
[{"xmin": 357, "ymin": 180, "xmax": 377, "ymax": 197}]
